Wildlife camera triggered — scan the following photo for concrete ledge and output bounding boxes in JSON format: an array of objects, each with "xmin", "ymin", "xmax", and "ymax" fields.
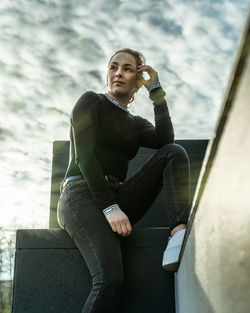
[
  {"xmin": 12, "ymin": 227, "xmax": 175, "ymax": 313},
  {"xmin": 16, "ymin": 227, "xmax": 171, "ymax": 249}
]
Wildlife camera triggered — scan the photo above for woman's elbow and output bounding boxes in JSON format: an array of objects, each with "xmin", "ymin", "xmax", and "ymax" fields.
[
  {"xmin": 163, "ymin": 132, "xmax": 175, "ymax": 145},
  {"xmin": 168, "ymin": 133, "xmax": 175, "ymax": 144}
]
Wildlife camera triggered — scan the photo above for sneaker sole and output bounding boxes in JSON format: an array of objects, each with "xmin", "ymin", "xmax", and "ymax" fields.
[{"xmin": 162, "ymin": 261, "xmax": 180, "ymax": 272}]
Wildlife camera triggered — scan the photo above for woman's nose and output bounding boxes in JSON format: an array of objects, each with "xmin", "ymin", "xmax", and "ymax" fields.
[{"xmin": 115, "ymin": 67, "xmax": 123, "ymax": 76}]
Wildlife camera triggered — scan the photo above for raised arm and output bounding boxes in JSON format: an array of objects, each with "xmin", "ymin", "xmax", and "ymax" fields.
[
  {"xmin": 136, "ymin": 87, "xmax": 174, "ymax": 148},
  {"xmin": 136, "ymin": 65, "xmax": 174, "ymax": 148}
]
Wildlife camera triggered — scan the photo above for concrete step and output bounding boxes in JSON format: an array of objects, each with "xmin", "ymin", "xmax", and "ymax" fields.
[{"xmin": 12, "ymin": 227, "xmax": 175, "ymax": 313}]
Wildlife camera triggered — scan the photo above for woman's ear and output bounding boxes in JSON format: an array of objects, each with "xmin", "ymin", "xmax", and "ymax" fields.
[{"xmin": 136, "ymin": 79, "xmax": 143, "ymax": 90}]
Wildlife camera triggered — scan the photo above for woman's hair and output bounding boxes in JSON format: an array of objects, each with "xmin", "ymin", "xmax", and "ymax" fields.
[
  {"xmin": 107, "ymin": 48, "xmax": 146, "ymax": 103},
  {"xmin": 108, "ymin": 48, "xmax": 146, "ymax": 68}
]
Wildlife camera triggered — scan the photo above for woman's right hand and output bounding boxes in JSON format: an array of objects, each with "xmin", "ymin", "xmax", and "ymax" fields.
[
  {"xmin": 105, "ymin": 210, "xmax": 132, "ymax": 237},
  {"xmin": 137, "ymin": 64, "xmax": 160, "ymax": 89}
]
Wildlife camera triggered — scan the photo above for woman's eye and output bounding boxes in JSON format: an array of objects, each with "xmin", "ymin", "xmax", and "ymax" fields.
[{"xmin": 125, "ymin": 68, "xmax": 133, "ymax": 72}]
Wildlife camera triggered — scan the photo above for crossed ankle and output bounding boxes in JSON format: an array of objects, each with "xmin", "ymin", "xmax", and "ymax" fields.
[{"xmin": 171, "ymin": 224, "xmax": 186, "ymax": 237}]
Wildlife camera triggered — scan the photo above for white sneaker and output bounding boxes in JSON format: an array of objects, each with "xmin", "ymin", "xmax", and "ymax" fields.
[{"xmin": 162, "ymin": 228, "xmax": 186, "ymax": 272}]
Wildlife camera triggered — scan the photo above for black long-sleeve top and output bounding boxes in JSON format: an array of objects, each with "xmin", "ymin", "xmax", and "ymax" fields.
[{"xmin": 64, "ymin": 89, "xmax": 174, "ymax": 211}]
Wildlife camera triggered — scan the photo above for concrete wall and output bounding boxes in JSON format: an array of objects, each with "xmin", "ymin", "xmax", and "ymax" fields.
[{"xmin": 176, "ymin": 13, "xmax": 250, "ymax": 313}]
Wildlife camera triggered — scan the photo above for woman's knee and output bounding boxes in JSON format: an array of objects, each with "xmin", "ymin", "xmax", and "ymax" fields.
[{"xmin": 159, "ymin": 143, "xmax": 189, "ymax": 161}]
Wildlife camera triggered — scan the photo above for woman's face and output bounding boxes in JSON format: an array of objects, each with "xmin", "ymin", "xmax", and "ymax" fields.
[{"xmin": 107, "ymin": 52, "xmax": 141, "ymax": 102}]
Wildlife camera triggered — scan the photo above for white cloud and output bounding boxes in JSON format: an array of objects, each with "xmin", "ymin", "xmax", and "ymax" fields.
[{"xmin": 0, "ymin": 0, "xmax": 249, "ymax": 229}]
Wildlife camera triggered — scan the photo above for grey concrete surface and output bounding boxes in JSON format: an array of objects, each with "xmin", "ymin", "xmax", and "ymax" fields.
[
  {"xmin": 176, "ymin": 12, "xmax": 250, "ymax": 313},
  {"xmin": 12, "ymin": 228, "xmax": 175, "ymax": 313}
]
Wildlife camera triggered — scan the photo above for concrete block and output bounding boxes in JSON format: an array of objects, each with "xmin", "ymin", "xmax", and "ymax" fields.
[{"xmin": 12, "ymin": 228, "xmax": 175, "ymax": 313}]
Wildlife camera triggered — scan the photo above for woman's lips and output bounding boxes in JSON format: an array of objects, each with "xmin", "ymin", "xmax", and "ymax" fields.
[{"xmin": 113, "ymin": 81, "xmax": 125, "ymax": 85}]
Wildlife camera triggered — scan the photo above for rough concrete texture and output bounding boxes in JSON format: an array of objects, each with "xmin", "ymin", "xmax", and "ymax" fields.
[
  {"xmin": 12, "ymin": 228, "xmax": 175, "ymax": 313},
  {"xmin": 176, "ymin": 14, "xmax": 250, "ymax": 313}
]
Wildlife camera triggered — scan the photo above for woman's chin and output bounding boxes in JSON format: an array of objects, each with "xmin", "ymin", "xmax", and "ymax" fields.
[{"xmin": 110, "ymin": 89, "xmax": 127, "ymax": 98}]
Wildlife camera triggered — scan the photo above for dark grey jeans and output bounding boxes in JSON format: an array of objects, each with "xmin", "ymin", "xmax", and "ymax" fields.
[{"xmin": 57, "ymin": 143, "xmax": 190, "ymax": 313}]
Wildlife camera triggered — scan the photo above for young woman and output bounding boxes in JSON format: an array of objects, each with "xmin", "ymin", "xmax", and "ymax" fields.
[{"xmin": 57, "ymin": 48, "xmax": 190, "ymax": 313}]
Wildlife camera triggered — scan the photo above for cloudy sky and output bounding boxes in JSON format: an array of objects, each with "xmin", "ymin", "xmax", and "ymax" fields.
[{"xmin": 0, "ymin": 0, "xmax": 249, "ymax": 230}]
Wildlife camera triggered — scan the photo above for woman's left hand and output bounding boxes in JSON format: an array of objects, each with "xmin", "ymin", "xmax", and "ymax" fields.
[{"xmin": 137, "ymin": 65, "xmax": 160, "ymax": 89}]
